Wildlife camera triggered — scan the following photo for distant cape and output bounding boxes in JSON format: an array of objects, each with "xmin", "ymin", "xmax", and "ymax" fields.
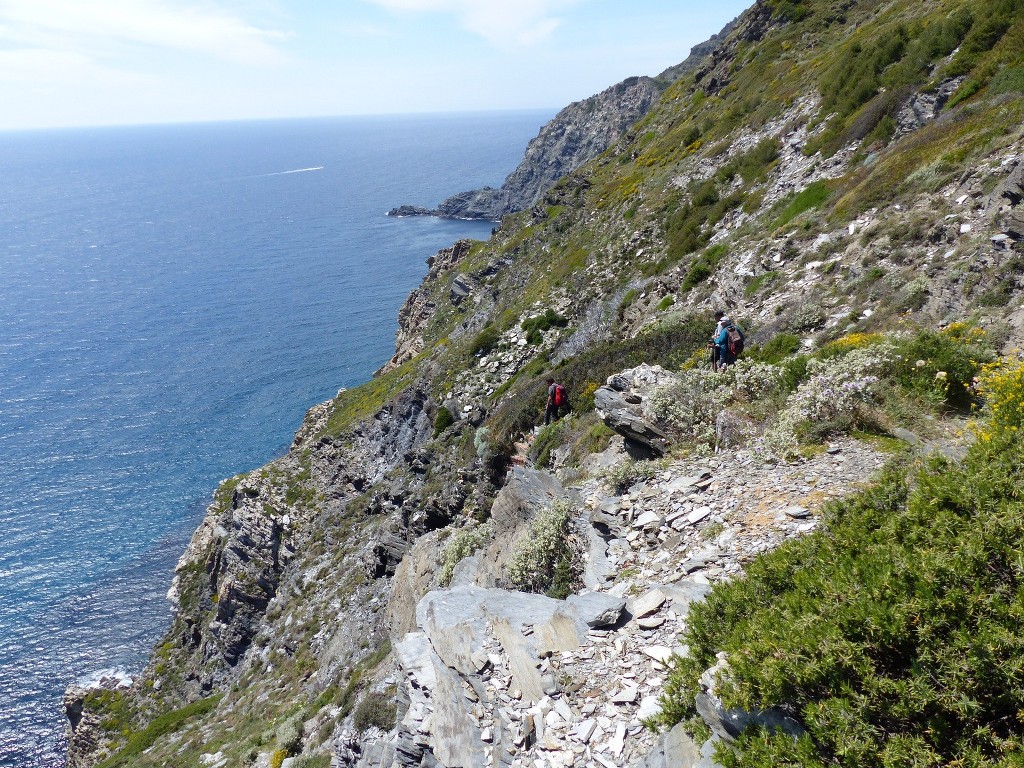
[{"xmin": 387, "ymin": 18, "xmax": 737, "ymax": 222}]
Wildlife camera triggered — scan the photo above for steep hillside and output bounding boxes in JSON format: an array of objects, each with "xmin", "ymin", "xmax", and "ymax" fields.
[{"xmin": 65, "ymin": 1, "xmax": 1024, "ymax": 767}]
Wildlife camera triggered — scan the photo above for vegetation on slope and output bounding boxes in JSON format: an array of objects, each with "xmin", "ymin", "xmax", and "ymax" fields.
[{"xmin": 659, "ymin": 339, "xmax": 1024, "ymax": 767}]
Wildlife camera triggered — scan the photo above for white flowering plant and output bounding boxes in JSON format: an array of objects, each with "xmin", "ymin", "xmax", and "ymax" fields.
[
  {"xmin": 753, "ymin": 342, "xmax": 895, "ymax": 460},
  {"xmin": 507, "ymin": 499, "xmax": 581, "ymax": 597},
  {"xmin": 439, "ymin": 522, "xmax": 494, "ymax": 586}
]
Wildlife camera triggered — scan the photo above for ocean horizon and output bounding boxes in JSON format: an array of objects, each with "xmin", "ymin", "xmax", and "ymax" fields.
[{"xmin": 0, "ymin": 109, "xmax": 552, "ymax": 767}]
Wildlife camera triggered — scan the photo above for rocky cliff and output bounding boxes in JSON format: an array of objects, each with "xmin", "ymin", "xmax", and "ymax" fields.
[
  {"xmin": 67, "ymin": 0, "xmax": 1024, "ymax": 766},
  {"xmin": 388, "ymin": 75, "xmax": 664, "ymax": 221}
]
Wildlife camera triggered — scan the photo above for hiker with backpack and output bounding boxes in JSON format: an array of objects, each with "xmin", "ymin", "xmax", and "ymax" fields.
[
  {"xmin": 544, "ymin": 377, "xmax": 568, "ymax": 425},
  {"xmin": 712, "ymin": 310, "xmax": 745, "ymax": 370}
]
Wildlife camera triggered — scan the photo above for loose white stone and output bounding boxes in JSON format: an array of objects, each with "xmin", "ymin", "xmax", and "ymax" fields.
[
  {"xmin": 629, "ymin": 588, "xmax": 667, "ymax": 618},
  {"xmin": 575, "ymin": 718, "xmax": 598, "ymax": 743},
  {"xmin": 638, "ymin": 695, "xmax": 662, "ymax": 720},
  {"xmin": 611, "ymin": 685, "xmax": 640, "ymax": 704},
  {"xmin": 642, "ymin": 645, "xmax": 674, "ymax": 664},
  {"xmin": 687, "ymin": 506, "xmax": 712, "ymax": 524},
  {"xmin": 609, "ymin": 721, "xmax": 627, "ymax": 757}
]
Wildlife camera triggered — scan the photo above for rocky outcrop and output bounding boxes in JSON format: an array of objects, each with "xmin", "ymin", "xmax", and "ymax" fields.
[
  {"xmin": 691, "ymin": 0, "xmax": 775, "ymax": 96},
  {"xmin": 64, "ymin": 673, "xmax": 134, "ymax": 768},
  {"xmin": 594, "ymin": 365, "xmax": 677, "ymax": 457},
  {"xmin": 379, "ymin": 239, "xmax": 474, "ymax": 375},
  {"xmin": 386, "ymin": 16, "xmax": 748, "ymax": 223},
  {"xmin": 388, "ymin": 76, "xmax": 663, "ymax": 221},
  {"xmin": 350, "ymin": 433, "xmax": 887, "ymax": 768},
  {"xmin": 992, "ymin": 158, "xmax": 1024, "ymax": 241}
]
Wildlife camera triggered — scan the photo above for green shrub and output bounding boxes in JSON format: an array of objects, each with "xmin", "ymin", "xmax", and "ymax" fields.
[
  {"xmin": 602, "ymin": 458, "xmax": 670, "ymax": 493},
  {"xmin": 660, "ymin": 423, "xmax": 1024, "ymax": 768},
  {"xmin": 717, "ymin": 139, "xmax": 781, "ymax": 184},
  {"xmin": 657, "ymin": 295, "xmax": 676, "ymax": 311},
  {"xmin": 521, "ymin": 308, "xmax": 569, "ymax": 345},
  {"xmin": 439, "ymin": 523, "xmax": 494, "ymax": 586},
  {"xmin": 681, "ymin": 243, "xmax": 730, "ymax": 292},
  {"xmin": 353, "ymin": 691, "xmax": 397, "ymax": 733},
  {"xmin": 469, "ymin": 324, "xmax": 500, "ymax": 356},
  {"xmin": 276, "ymin": 715, "xmax": 303, "ymax": 755},
  {"xmin": 530, "ymin": 420, "xmax": 567, "ymax": 468},
  {"xmin": 666, "ymin": 182, "xmax": 744, "ymax": 262},
  {"xmin": 619, "ymin": 288, "xmax": 639, "ymax": 317},
  {"xmin": 432, "ymin": 406, "xmax": 455, "ymax": 437},
  {"xmin": 755, "ymin": 333, "xmax": 800, "ymax": 363},
  {"xmin": 891, "ymin": 323, "xmax": 994, "ymax": 409}
]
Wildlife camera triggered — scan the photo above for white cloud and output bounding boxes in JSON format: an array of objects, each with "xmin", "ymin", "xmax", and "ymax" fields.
[
  {"xmin": 0, "ymin": 47, "xmax": 95, "ymax": 82},
  {"xmin": 362, "ymin": 0, "xmax": 582, "ymax": 47},
  {"xmin": 0, "ymin": 0, "xmax": 289, "ymax": 67}
]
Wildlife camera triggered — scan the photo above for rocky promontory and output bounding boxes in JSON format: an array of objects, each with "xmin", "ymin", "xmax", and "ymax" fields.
[{"xmin": 388, "ymin": 75, "xmax": 663, "ymax": 221}]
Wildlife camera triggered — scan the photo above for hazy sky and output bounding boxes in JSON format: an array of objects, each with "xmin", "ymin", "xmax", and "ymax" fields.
[{"xmin": 0, "ymin": 0, "xmax": 752, "ymax": 131}]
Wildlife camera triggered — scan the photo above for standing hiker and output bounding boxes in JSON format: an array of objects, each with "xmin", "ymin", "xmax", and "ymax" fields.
[
  {"xmin": 544, "ymin": 377, "xmax": 568, "ymax": 425},
  {"xmin": 713, "ymin": 310, "xmax": 745, "ymax": 369}
]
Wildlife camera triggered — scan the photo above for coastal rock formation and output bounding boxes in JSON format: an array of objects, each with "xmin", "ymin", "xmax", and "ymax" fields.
[
  {"xmin": 388, "ymin": 76, "xmax": 662, "ymax": 221},
  {"xmin": 386, "ymin": 17, "xmax": 742, "ymax": 223}
]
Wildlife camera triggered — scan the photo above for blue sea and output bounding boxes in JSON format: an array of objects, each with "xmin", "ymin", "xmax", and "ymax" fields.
[{"xmin": 0, "ymin": 110, "xmax": 552, "ymax": 767}]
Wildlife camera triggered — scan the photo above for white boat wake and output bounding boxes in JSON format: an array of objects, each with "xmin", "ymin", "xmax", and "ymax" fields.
[{"xmin": 261, "ymin": 166, "xmax": 324, "ymax": 177}]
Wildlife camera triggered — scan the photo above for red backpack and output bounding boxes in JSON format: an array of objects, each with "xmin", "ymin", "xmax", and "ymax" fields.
[{"xmin": 553, "ymin": 384, "xmax": 566, "ymax": 407}]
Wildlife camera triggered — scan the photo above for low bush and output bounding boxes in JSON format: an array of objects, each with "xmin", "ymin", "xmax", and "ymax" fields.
[
  {"xmin": 276, "ymin": 715, "xmax": 303, "ymax": 756},
  {"xmin": 507, "ymin": 499, "xmax": 582, "ymax": 598},
  {"xmin": 353, "ymin": 691, "xmax": 398, "ymax": 733},
  {"xmin": 659, "ymin": 416, "xmax": 1024, "ymax": 767},
  {"xmin": 530, "ymin": 420, "xmax": 567, "ymax": 468},
  {"xmin": 602, "ymin": 458, "xmax": 670, "ymax": 493},
  {"xmin": 469, "ymin": 324, "xmax": 501, "ymax": 356},
  {"xmin": 753, "ymin": 332, "xmax": 800, "ymax": 363},
  {"xmin": 432, "ymin": 406, "xmax": 455, "ymax": 437},
  {"xmin": 439, "ymin": 523, "xmax": 494, "ymax": 587},
  {"xmin": 681, "ymin": 243, "xmax": 730, "ymax": 292},
  {"xmin": 891, "ymin": 323, "xmax": 993, "ymax": 409},
  {"xmin": 521, "ymin": 309, "xmax": 569, "ymax": 345}
]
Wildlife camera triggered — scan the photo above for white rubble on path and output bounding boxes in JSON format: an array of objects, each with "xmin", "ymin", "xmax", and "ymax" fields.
[{"xmin": 361, "ymin": 435, "xmax": 885, "ymax": 768}]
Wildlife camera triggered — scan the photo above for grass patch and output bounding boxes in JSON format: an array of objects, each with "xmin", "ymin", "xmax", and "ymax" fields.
[
  {"xmin": 95, "ymin": 696, "xmax": 223, "ymax": 768},
  {"xmin": 773, "ymin": 181, "xmax": 832, "ymax": 229},
  {"xmin": 322, "ymin": 358, "xmax": 420, "ymax": 437}
]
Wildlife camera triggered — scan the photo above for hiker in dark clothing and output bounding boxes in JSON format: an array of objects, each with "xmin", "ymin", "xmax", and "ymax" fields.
[{"xmin": 544, "ymin": 377, "xmax": 567, "ymax": 425}]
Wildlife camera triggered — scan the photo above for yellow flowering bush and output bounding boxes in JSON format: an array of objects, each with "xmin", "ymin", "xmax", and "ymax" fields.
[
  {"xmin": 974, "ymin": 357, "xmax": 1024, "ymax": 436},
  {"xmin": 817, "ymin": 331, "xmax": 886, "ymax": 358}
]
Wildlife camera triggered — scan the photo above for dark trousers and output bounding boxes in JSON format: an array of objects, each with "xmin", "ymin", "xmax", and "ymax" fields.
[{"xmin": 544, "ymin": 403, "xmax": 560, "ymax": 425}]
